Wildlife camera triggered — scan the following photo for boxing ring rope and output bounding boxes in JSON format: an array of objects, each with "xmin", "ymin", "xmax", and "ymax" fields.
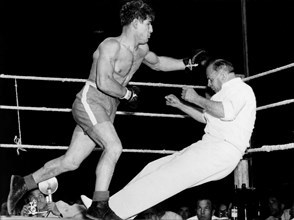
[
  {"xmin": 0, "ymin": 74, "xmax": 206, "ymax": 89},
  {"xmin": 242, "ymin": 62, "xmax": 294, "ymax": 82},
  {"xmin": 1, "ymin": 98, "xmax": 293, "ymax": 114},
  {"xmin": 0, "ymin": 62, "xmax": 294, "ymax": 155},
  {"xmin": 0, "ymin": 143, "xmax": 294, "ymax": 155}
]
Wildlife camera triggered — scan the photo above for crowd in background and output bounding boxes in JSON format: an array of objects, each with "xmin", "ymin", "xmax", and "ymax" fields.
[{"xmin": 1, "ymin": 185, "xmax": 294, "ymax": 220}]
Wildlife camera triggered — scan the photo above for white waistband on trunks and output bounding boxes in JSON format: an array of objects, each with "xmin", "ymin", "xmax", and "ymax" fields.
[{"xmin": 86, "ymin": 81, "xmax": 97, "ymax": 88}]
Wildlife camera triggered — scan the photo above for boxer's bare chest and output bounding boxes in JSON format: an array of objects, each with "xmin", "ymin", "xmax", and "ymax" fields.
[{"xmin": 114, "ymin": 44, "xmax": 144, "ymax": 85}]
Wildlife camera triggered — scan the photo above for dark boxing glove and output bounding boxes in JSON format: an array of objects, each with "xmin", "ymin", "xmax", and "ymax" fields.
[
  {"xmin": 121, "ymin": 86, "xmax": 140, "ymax": 109},
  {"xmin": 183, "ymin": 49, "xmax": 209, "ymax": 71}
]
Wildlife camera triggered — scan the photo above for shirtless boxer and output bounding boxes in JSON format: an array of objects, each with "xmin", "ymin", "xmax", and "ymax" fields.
[{"xmin": 7, "ymin": 1, "xmax": 209, "ymax": 219}]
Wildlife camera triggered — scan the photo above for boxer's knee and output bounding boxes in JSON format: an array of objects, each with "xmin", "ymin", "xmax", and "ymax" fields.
[
  {"xmin": 103, "ymin": 142, "xmax": 123, "ymax": 162},
  {"xmin": 61, "ymin": 155, "xmax": 81, "ymax": 171}
]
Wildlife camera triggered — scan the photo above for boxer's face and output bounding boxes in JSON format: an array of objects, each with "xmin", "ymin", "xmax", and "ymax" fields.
[{"xmin": 135, "ymin": 18, "xmax": 153, "ymax": 44}]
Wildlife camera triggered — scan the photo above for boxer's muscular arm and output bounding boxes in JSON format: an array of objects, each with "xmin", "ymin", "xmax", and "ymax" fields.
[
  {"xmin": 143, "ymin": 50, "xmax": 185, "ymax": 72},
  {"xmin": 143, "ymin": 48, "xmax": 209, "ymax": 72}
]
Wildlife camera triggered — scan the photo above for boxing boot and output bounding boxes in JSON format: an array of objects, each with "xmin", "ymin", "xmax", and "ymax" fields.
[
  {"xmin": 86, "ymin": 200, "xmax": 122, "ymax": 220},
  {"xmin": 7, "ymin": 175, "xmax": 28, "ymax": 215}
]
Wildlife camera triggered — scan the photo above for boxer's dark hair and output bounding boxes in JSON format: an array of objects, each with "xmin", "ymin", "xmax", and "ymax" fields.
[{"xmin": 120, "ymin": 0, "xmax": 155, "ymax": 26}]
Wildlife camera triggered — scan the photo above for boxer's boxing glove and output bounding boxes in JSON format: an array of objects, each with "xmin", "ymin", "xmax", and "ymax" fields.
[
  {"xmin": 121, "ymin": 86, "xmax": 140, "ymax": 109},
  {"xmin": 183, "ymin": 49, "xmax": 210, "ymax": 71}
]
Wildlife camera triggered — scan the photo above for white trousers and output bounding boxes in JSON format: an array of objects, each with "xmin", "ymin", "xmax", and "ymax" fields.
[{"xmin": 109, "ymin": 134, "xmax": 243, "ymax": 219}]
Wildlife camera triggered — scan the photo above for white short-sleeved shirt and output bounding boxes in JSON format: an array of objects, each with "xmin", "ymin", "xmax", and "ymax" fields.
[{"xmin": 204, "ymin": 78, "xmax": 256, "ymax": 152}]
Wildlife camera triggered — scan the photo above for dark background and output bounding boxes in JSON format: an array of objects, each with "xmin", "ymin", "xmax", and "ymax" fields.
[{"xmin": 1, "ymin": 0, "xmax": 294, "ymax": 211}]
